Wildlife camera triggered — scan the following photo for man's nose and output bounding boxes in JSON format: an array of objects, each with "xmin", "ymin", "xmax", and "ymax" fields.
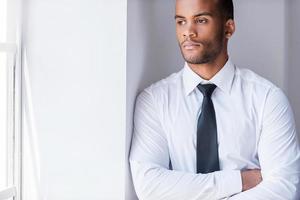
[{"xmin": 183, "ymin": 23, "xmax": 197, "ymax": 38}]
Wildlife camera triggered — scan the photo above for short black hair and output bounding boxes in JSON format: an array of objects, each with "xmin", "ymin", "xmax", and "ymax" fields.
[{"xmin": 217, "ymin": 0, "xmax": 234, "ymax": 20}]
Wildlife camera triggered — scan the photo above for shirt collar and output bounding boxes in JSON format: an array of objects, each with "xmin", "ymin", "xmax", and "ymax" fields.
[{"xmin": 182, "ymin": 58, "xmax": 235, "ymax": 96}]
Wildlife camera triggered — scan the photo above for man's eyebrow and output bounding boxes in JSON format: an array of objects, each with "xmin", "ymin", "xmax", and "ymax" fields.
[
  {"xmin": 194, "ymin": 12, "xmax": 213, "ymax": 17},
  {"xmin": 174, "ymin": 12, "xmax": 213, "ymax": 19},
  {"xmin": 174, "ymin": 15, "xmax": 185, "ymax": 19}
]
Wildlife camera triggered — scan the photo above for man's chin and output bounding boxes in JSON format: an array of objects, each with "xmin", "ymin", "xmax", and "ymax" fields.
[{"xmin": 183, "ymin": 55, "xmax": 209, "ymax": 65}]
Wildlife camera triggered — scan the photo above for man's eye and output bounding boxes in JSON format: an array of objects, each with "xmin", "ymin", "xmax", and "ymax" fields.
[
  {"xmin": 195, "ymin": 19, "xmax": 207, "ymax": 24},
  {"xmin": 176, "ymin": 20, "xmax": 186, "ymax": 25}
]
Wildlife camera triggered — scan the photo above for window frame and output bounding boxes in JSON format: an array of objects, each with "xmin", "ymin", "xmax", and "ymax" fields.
[
  {"xmin": 0, "ymin": 43, "xmax": 21, "ymax": 200},
  {"xmin": 0, "ymin": 0, "xmax": 22, "ymax": 199}
]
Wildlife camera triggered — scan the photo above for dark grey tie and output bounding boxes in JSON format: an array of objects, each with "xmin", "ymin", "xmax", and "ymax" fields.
[{"xmin": 196, "ymin": 83, "xmax": 220, "ymax": 173}]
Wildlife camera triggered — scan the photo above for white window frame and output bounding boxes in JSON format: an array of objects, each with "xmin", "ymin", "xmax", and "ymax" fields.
[
  {"xmin": 0, "ymin": 44, "xmax": 20, "ymax": 200},
  {"xmin": 0, "ymin": 0, "xmax": 22, "ymax": 199}
]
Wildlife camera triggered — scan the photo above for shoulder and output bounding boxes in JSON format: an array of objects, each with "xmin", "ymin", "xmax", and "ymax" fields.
[
  {"xmin": 235, "ymin": 67, "xmax": 276, "ymax": 90},
  {"xmin": 138, "ymin": 69, "xmax": 183, "ymax": 102},
  {"xmin": 134, "ymin": 69, "xmax": 183, "ymax": 122},
  {"xmin": 235, "ymin": 66, "xmax": 291, "ymax": 114},
  {"xmin": 233, "ymin": 66, "xmax": 285, "ymax": 102}
]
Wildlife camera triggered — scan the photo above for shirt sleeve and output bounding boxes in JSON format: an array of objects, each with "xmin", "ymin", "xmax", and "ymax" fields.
[
  {"xmin": 129, "ymin": 89, "xmax": 242, "ymax": 200},
  {"xmin": 229, "ymin": 87, "xmax": 300, "ymax": 200}
]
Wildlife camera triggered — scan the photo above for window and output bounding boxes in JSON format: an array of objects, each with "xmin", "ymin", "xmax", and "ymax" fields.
[
  {"xmin": 0, "ymin": 51, "xmax": 16, "ymax": 200},
  {"xmin": 0, "ymin": 52, "xmax": 8, "ymax": 191},
  {"xmin": 0, "ymin": 0, "xmax": 21, "ymax": 199}
]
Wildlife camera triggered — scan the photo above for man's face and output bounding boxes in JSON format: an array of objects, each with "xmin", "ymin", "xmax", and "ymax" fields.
[{"xmin": 175, "ymin": 0, "xmax": 226, "ymax": 64}]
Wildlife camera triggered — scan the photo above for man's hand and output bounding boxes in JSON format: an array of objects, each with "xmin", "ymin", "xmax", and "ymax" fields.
[{"xmin": 241, "ymin": 169, "xmax": 262, "ymax": 191}]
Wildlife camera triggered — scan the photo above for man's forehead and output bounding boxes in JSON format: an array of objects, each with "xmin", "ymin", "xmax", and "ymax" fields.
[
  {"xmin": 176, "ymin": 0, "xmax": 218, "ymax": 4},
  {"xmin": 175, "ymin": 0, "xmax": 218, "ymax": 14}
]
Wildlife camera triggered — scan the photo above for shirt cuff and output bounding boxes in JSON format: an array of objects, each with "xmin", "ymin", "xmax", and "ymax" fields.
[{"xmin": 214, "ymin": 170, "xmax": 242, "ymax": 199}]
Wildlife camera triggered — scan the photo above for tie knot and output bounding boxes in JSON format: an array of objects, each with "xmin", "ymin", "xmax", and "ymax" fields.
[{"xmin": 197, "ymin": 83, "xmax": 216, "ymax": 98}]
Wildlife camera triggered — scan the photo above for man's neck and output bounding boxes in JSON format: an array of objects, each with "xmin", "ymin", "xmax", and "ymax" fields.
[{"xmin": 188, "ymin": 53, "xmax": 229, "ymax": 80}]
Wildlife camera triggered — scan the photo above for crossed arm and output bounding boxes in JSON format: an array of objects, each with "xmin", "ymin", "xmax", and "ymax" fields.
[
  {"xmin": 228, "ymin": 88, "xmax": 300, "ymax": 199},
  {"xmin": 130, "ymin": 88, "xmax": 300, "ymax": 200}
]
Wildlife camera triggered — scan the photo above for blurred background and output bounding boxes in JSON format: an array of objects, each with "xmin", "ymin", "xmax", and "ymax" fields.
[{"xmin": 0, "ymin": 0, "xmax": 299, "ymax": 199}]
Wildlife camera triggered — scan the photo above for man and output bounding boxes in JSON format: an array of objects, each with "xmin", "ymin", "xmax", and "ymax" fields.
[{"xmin": 129, "ymin": 0, "xmax": 300, "ymax": 199}]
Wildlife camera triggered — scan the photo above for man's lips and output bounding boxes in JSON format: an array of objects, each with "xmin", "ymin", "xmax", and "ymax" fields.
[{"xmin": 182, "ymin": 41, "xmax": 201, "ymax": 50}]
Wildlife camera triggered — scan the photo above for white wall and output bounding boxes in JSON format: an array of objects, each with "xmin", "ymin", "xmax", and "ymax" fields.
[
  {"xmin": 126, "ymin": 0, "xmax": 181, "ymax": 199},
  {"xmin": 22, "ymin": 0, "xmax": 126, "ymax": 199},
  {"xmin": 126, "ymin": 0, "xmax": 298, "ymax": 198},
  {"xmin": 229, "ymin": 0, "xmax": 287, "ymax": 89},
  {"xmin": 287, "ymin": 0, "xmax": 300, "ymax": 136}
]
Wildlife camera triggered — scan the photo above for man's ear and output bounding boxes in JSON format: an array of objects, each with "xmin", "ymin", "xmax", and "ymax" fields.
[{"xmin": 225, "ymin": 19, "xmax": 235, "ymax": 39}]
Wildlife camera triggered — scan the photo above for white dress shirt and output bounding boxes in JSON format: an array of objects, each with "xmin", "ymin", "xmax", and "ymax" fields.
[{"xmin": 129, "ymin": 59, "xmax": 300, "ymax": 200}]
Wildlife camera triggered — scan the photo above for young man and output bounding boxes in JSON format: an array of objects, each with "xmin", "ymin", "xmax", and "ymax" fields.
[{"xmin": 130, "ymin": 0, "xmax": 300, "ymax": 199}]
